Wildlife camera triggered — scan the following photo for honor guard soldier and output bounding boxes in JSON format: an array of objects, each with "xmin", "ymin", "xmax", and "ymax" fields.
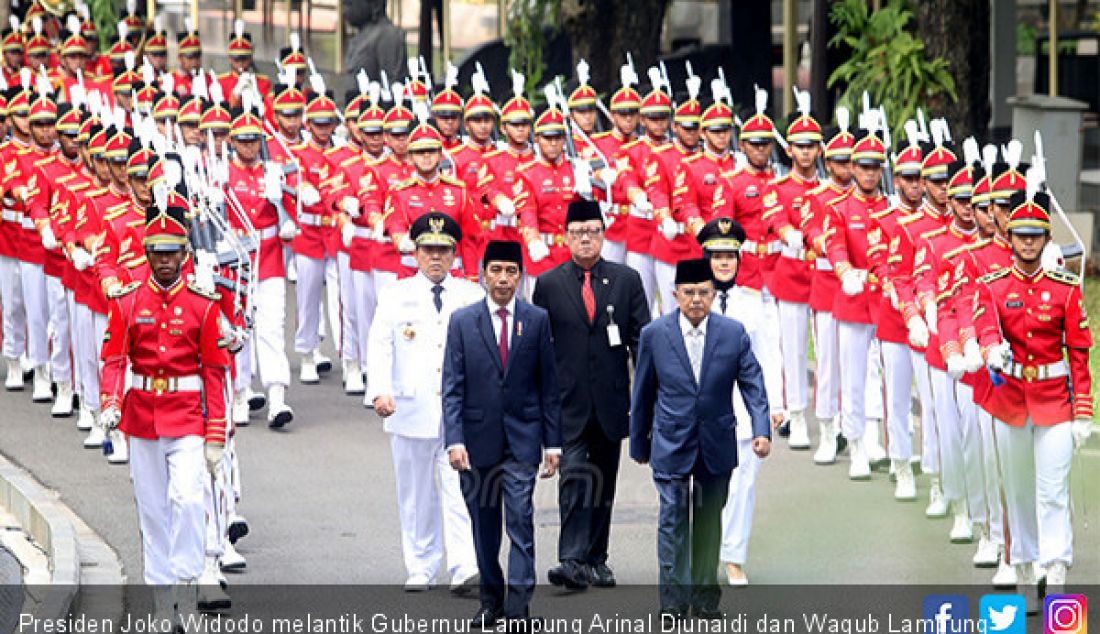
[
  {"xmin": 1, "ymin": 25, "xmax": 23, "ymax": 87},
  {"xmin": 384, "ymin": 122, "xmax": 483, "ymax": 280},
  {"xmin": 142, "ymin": 19, "xmax": 169, "ymax": 74},
  {"xmin": 172, "ymin": 22, "xmax": 202, "ymax": 97},
  {"xmin": 369, "ymin": 92, "xmax": 415, "ymax": 291},
  {"xmin": 478, "ymin": 80, "xmax": 533, "ymax": 249},
  {"xmin": 219, "ymin": 21, "xmax": 271, "ymax": 110},
  {"xmin": 616, "ymin": 81, "xmax": 670, "ymax": 311},
  {"xmin": 647, "ymin": 90, "xmax": 702, "ymax": 313},
  {"xmin": 367, "ymin": 211, "xmax": 481, "ymax": 594},
  {"xmin": 1, "ymin": 77, "xmax": 34, "ymax": 391},
  {"xmin": 224, "ymin": 108, "xmax": 296, "ymax": 428},
  {"xmin": 591, "ymin": 68, "xmax": 643, "ymax": 262},
  {"xmin": 761, "ymin": 102, "xmax": 822, "ymax": 449},
  {"xmin": 974, "ymin": 187, "xmax": 1092, "ymax": 610},
  {"xmin": 513, "ymin": 108, "xmax": 577, "ymax": 283},
  {"xmin": 98, "ymin": 196, "xmax": 231, "ymax": 623},
  {"xmin": 676, "ymin": 101, "xmax": 736, "ymax": 234},
  {"xmin": 823, "ymin": 129, "xmax": 889, "ymax": 480},
  {"xmin": 430, "ymin": 69, "xmax": 464, "ymax": 151}
]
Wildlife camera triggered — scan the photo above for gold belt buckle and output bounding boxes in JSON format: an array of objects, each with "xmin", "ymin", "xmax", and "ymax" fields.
[
  {"xmin": 554, "ymin": 234, "xmax": 564, "ymax": 247},
  {"xmin": 151, "ymin": 377, "xmax": 168, "ymax": 394},
  {"xmin": 1022, "ymin": 365, "xmax": 1038, "ymax": 382}
]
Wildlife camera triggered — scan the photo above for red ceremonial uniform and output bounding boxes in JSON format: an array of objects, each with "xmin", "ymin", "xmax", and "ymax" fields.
[
  {"xmin": 369, "ymin": 154, "xmax": 413, "ymax": 274},
  {"xmin": 974, "ymin": 266, "xmax": 1092, "ymax": 425},
  {"xmin": 648, "ymin": 141, "xmax": 702, "ymax": 264},
  {"xmin": 92, "ymin": 189, "xmax": 146, "ymax": 290},
  {"xmin": 289, "ymin": 140, "xmax": 344, "ymax": 259},
  {"xmin": 590, "ymin": 130, "xmax": 635, "ymax": 242},
  {"xmin": 384, "ymin": 173, "xmax": 482, "ymax": 279},
  {"xmin": 7, "ymin": 143, "xmax": 48, "ymax": 266},
  {"xmin": 762, "ymin": 171, "xmax": 818, "ymax": 303},
  {"xmin": 912, "ymin": 223, "xmax": 979, "ymax": 369},
  {"xmin": 171, "ymin": 69, "xmax": 194, "ymax": 97},
  {"xmin": 868, "ymin": 203, "xmax": 917, "ymax": 344},
  {"xmin": 616, "ymin": 135, "xmax": 663, "ymax": 254},
  {"xmin": 888, "ymin": 202, "xmax": 950, "ymax": 350},
  {"xmin": 217, "ymin": 71, "xmax": 271, "ymax": 109},
  {"xmin": 479, "ymin": 145, "xmax": 533, "ymax": 243},
  {"xmin": 99, "ymin": 277, "xmax": 230, "ymax": 442},
  {"xmin": 225, "ymin": 158, "xmax": 286, "ymax": 280},
  {"xmin": 802, "ymin": 182, "xmax": 850, "ymax": 313},
  {"xmin": 26, "ymin": 150, "xmax": 79, "ymax": 278},
  {"xmin": 67, "ymin": 174, "xmax": 109, "ymax": 314},
  {"xmin": 513, "ymin": 155, "xmax": 578, "ymax": 275},
  {"xmin": 823, "ymin": 190, "xmax": 889, "ymax": 324},
  {"xmin": 0, "ymin": 138, "xmax": 31, "ymax": 259},
  {"xmin": 710, "ymin": 165, "xmax": 776, "ymax": 291}
]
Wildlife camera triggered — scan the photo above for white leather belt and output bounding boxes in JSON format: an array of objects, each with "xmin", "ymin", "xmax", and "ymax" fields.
[
  {"xmin": 1, "ymin": 209, "xmax": 19, "ymax": 222},
  {"xmin": 297, "ymin": 212, "xmax": 334, "ymax": 227},
  {"xmin": 352, "ymin": 226, "xmax": 375, "ymax": 240},
  {"xmin": 131, "ymin": 373, "xmax": 202, "ymax": 393},
  {"xmin": 400, "ymin": 255, "xmax": 463, "ymax": 269},
  {"xmin": 20, "ymin": 217, "xmax": 35, "ymax": 230},
  {"xmin": 493, "ymin": 214, "xmax": 518, "ymax": 228},
  {"xmin": 663, "ymin": 222, "xmax": 687, "ymax": 236},
  {"xmin": 629, "ymin": 207, "xmax": 653, "ymax": 220},
  {"xmin": 781, "ymin": 244, "xmax": 807, "ymax": 260},
  {"xmin": 816, "ymin": 257, "xmax": 833, "ymax": 271},
  {"xmin": 741, "ymin": 239, "xmax": 778, "ymax": 256},
  {"xmin": 1003, "ymin": 360, "xmax": 1068, "ymax": 382},
  {"xmin": 256, "ymin": 225, "xmax": 279, "ymax": 241}
]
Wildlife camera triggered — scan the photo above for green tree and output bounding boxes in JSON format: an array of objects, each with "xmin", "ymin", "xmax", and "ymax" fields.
[{"xmin": 503, "ymin": 0, "xmax": 560, "ymax": 97}]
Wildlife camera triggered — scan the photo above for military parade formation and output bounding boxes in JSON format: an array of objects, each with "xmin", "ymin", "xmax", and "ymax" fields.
[{"xmin": 0, "ymin": 0, "xmax": 1093, "ymax": 629}]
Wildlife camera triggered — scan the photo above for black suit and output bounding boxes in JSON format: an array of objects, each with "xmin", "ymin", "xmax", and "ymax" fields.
[{"xmin": 533, "ymin": 258, "xmax": 649, "ymax": 567}]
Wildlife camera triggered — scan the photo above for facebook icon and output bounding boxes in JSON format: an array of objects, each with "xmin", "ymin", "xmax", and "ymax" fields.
[{"xmin": 923, "ymin": 595, "xmax": 970, "ymax": 634}]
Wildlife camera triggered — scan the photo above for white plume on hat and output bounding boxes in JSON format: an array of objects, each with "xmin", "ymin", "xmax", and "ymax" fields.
[
  {"xmin": 444, "ymin": 61, "xmax": 458, "ymax": 90},
  {"xmin": 962, "ymin": 137, "xmax": 980, "ymax": 165},
  {"xmin": 126, "ymin": 0, "xmax": 136, "ymax": 15},
  {"xmin": 379, "ymin": 69, "xmax": 391, "ymax": 101},
  {"xmin": 1001, "ymin": 138, "xmax": 1022, "ymax": 170},
  {"xmin": 9, "ymin": 16, "xmax": 20, "ymax": 32},
  {"xmin": 411, "ymin": 98, "xmax": 429, "ymax": 124},
  {"xmin": 208, "ymin": 70, "xmax": 224, "ymax": 104},
  {"xmin": 192, "ymin": 70, "xmax": 208, "ymax": 100},
  {"xmin": 117, "ymin": 20, "xmax": 128, "ymax": 43},
  {"xmin": 471, "ymin": 63, "xmax": 489, "ymax": 96},
  {"xmin": 835, "ymin": 106, "xmax": 850, "ymax": 134},
  {"xmin": 903, "ymin": 120, "xmax": 920, "ymax": 148},
  {"xmin": 183, "ymin": 17, "xmax": 194, "ymax": 34},
  {"xmin": 356, "ymin": 68, "xmax": 370, "ymax": 95},
  {"xmin": 124, "ymin": 50, "xmax": 135, "ymax": 72},
  {"xmin": 65, "ymin": 14, "xmax": 81, "ymax": 36},
  {"xmin": 619, "ymin": 61, "xmax": 637, "ymax": 89},
  {"xmin": 792, "ymin": 85, "xmax": 810, "ymax": 115},
  {"xmin": 34, "ymin": 68, "xmax": 51, "ymax": 95},
  {"xmin": 141, "ymin": 57, "xmax": 155, "ymax": 85},
  {"xmin": 234, "ymin": 18, "xmax": 244, "ymax": 39},
  {"xmin": 367, "ymin": 81, "xmax": 380, "ymax": 106},
  {"xmin": 19, "ymin": 67, "xmax": 31, "ymax": 90},
  {"xmin": 685, "ymin": 61, "xmax": 701, "ymax": 101},
  {"xmin": 754, "ymin": 84, "xmax": 768, "ymax": 116},
  {"xmin": 510, "ymin": 69, "xmax": 525, "ymax": 99},
  {"xmin": 69, "ymin": 81, "xmax": 85, "ymax": 108},
  {"xmin": 391, "ymin": 81, "xmax": 404, "ymax": 109},
  {"xmin": 646, "ymin": 66, "xmax": 662, "ymax": 94},
  {"xmin": 981, "ymin": 144, "xmax": 998, "ymax": 172},
  {"xmin": 161, "ymin": 72, "xmax": 174, "ymax": 95},
  {"xmin": 576, "ymin": 59, "xmax": 590, "ymax": 86},
  {"xmin": 31, "ymin": 15, "xmax": 42, "ymax": 36},
  {"xmin": 289, "ymin": 31, "xmax": 299, "ymax": 53},
  {"xmin": 154, "ymin": 15, "xmax": 162, "ymax": 34}
]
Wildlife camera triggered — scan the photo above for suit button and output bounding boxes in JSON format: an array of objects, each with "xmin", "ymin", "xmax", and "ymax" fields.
[{"xmin": 159, "ymin": 345, "xmax": 166, "ymax": 352}]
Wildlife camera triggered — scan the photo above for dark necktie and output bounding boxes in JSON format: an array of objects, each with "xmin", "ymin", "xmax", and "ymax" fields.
[
  {"xmin": 431, "ymin": 284, "xmax": 443, "ymax": 313},
  {"xmin": 582, "ymin": 270, "xmax": 596, "ymax": 322},
  {"xmin": 497, "ymin": 307, "xmax": 509, "ymax": 368},
  {"xmin": 720, "ymin": 290, "xmax": 728, "ymax": 314}
]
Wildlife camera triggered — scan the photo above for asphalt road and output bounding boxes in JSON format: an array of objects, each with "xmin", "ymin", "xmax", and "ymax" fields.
[{"xmin": 0, "ymin": 293, "xmax": 1097, "ymax": 593}]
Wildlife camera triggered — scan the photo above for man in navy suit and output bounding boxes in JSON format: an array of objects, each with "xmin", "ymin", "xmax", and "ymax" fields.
[
  {"xmin": 630, "ymin": 258, "xmax": 772, "ymax": 619},
  {"xmin": 443, "ymin": 240, "xmax": 562, "ymax": 629}
]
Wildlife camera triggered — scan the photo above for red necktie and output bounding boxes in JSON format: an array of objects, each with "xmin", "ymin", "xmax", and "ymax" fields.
[
  {"xmin": 497, "ymin": 307, "xmax": 509, "ymax": 368},
  {"xmin": 582, "ymin": 270, "xmax": 596, "ymax": 322}
]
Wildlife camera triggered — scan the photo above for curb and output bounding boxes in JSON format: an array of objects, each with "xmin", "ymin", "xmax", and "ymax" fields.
[{"xmin": 0, "ymin": 452, "xmax": 79, "ymax": 618}]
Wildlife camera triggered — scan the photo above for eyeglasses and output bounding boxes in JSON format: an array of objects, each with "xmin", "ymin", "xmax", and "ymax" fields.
[{"xmin": 566, "ymin": 227, "xmax": 603, "ymax": 239}]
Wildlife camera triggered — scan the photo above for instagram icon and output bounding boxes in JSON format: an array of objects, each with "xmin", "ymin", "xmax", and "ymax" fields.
[{"xmin": 1045, "ymin": 594, "xmax": 1088, "ymax": 634}]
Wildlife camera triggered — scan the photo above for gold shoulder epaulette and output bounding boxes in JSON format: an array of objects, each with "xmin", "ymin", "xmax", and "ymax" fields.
[
  {"xmin": 979, "ymin": 268, "xmax": 1011, "ymax": 284},
  {"xmin": 681, "ymin": 153, "xmax": 703, "ymax": 164},
  {"xmin": 943, "ymin": 242, "xmax": 974, "ymax": 260},
  {"xmin": 107, "ymin": 281, "xmax": 140, "ymax": 299},
  {"xmin": 392, "ymin": 177, "xmax": 417, "ymax": 191},
  {"xmin": 1045, "ymin": 269, "xmax": 1080, "ymax": 286},
  {"xmin": 592, "ymin": 131, "xmax": 611, "ymax": 141},
  {"xmin": 439, "ymin": 173, "xmax": 464, "ymax": 187},
  {"xmin": 920, "ymin": 226, "xmax": 948, "ymax": 240},
  {"xmin": 897, "ymin": 213, "xmax": 924, "ymax": 226},
  {"xmin": 187, "ymin": 283, "xmax": 221, "ymax": 301}
]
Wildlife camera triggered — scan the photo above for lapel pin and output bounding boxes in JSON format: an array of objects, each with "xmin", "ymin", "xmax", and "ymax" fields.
[
  {"xmin": 602, "ymin": 278, "xmax": 608, "ymax": 285},
  {"xmin": 516, "ymin": 321, "xmax": 523, "ymax": 337},
  {"xmin": 403, "ymin": 322, "xmax": 416, "ymax": 340}
]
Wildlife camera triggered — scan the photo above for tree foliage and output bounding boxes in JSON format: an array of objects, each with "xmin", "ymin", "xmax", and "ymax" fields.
[
  {"xmin": 503, "ymin": 0, "xmax": 560, "ymax": 97},
  {"xmin": 90, "ymin": 0, "xmax": 117, "ymax": 52},
  {"xmin": 827, "ymin": 0, "xmax": 956, "ymax": 138}
]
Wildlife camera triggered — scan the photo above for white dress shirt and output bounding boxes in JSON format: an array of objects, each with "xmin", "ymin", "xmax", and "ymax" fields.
[
  {"xmin": 680, "ymin": 312, "xmax": 709, "ymax": 383},
  {"xmin": 488, "ymin": 295, "xmax": 518, "ymax": 350}
]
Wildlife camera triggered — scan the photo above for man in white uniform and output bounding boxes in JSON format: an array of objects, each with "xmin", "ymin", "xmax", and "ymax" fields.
[{"xmin": 367, "ymin": 211, "xmax": 480, "ymax": 593}]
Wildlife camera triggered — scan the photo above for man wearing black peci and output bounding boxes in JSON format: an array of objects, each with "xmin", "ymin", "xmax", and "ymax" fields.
[{"xmin": 533, "ymin": 200, "xmax": 650, "ymax": 590}]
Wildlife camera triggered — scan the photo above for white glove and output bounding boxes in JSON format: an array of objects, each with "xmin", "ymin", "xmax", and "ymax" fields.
[
  {"xmin": 1072, "ymin": 419, "xmax": 1093, "ymax": 451},
  {"xmin": 341, "ymin": 221, "xmax": 355, "ymax": 248},
  {"xmin": 98, "ymin": 407, "xmax": 121, "ymax": 431},
  {"xmin": 598, "ymin": 167, "xmax": 618, "ymax": 187},
  {"xmin": 398, "ymin": 235, "xmax": 416, "ymax": 254},
  {"xmin": 945, "ymin": 353, "xmax": 966, "ymax": 379},
  {"xmin": 205, "ymin": 442, "xmax": 225, "ymax": 475},
  {"xmin": 226, "ymin": 325, "xmax": 248, "ymax": 353},
  {"xmin": 193, "ymin": 251, "xmax": 217, "ymax": 294},
  {"xmin": 299, "ymin": 184, "xmax": 321, "ymax": 207},
  {"xmin": 784, "ymin": 229, "xmax": 803, "ymax": 251},
  {"xmin": 263, "ymin": 164, "xmax": 284, "ymax": 201},
  {"xmin": 342, "ymin": 196, "xmax": 360, "ymax": 218},
  {"xmin": 841, "ymin": 269, "xmax": 864, "ymax": 296},
  {"xmin": 41, "ymin": 225, "xmax": 57, "ymax": 250},
  {"xmin": 372, "ymin": 220, "xmax": 385, "ymax": 241},
  {"xmin": 924, "ymin": 302, "xmax": 938, "ymax": 336},
  {"xmin": 1041, "ymin": 242, "xmax": 1064, "ymax": 272},
  {"xmin": 887, "ymin": 286, "xmax": 900, "ymax": 311},
  {"xmin": 632, "ymin": 192, "xmax": 653, "ymax": 214},
  {"xmin": 986, "ymin": 341, "xmax": 1012, "ymax": 372},
  {"xmin": 962, "ymin": 339, "xmax": 984, "ymax": 373},
  {"xmin": 659, "ymin": 217, "xmax": 679, "ymax": 241},
  {"xmin": 71, "ymin": 247, "xmax": 93, "ymax": 272},
  {"xmin": 906, "ymin": 315, "xmax": 929, "ymax": 349},
  {"xmin": 495, "ymin": 197, "xmax": 516, "ymax": 217},
  {"xmin": 232, "ymin": 74, "xmax": 248, "ymax": 97},
  {"xmin": 278, "ymin": 219, "xmax": 300, "ymax": 241},
  {"xmin": 528, "ymin": 239, "xmax": 550, "ymax": 263},
  {"xmin": 571, "ymin": 160, "xmax": 593, "ymax": 199}
]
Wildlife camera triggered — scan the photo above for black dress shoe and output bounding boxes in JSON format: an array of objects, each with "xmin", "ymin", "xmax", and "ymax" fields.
[
  {"xmin": 692, "ymin": 606, "xmax": 725, "ymax": 620},
  {"xmin": 777, "ymin": 420, "xmax": 791, "ymax": 437},
  {"xmin": 547, "ymin": 561, "xmax": 589, "ymax": 590},
  {"xmin": 470, "ymin": 607, "xmax": 502, "ymax": 630},
  {"xmin": 836, "ymin": 433, "xmax": 848, "ymax": 454},
  {"xmin": 590, "ymin": 563, "xmax": 616, "ymax": 587},
  {"xmin": 657, "ymin": 607, "xmax": 688, "ymax": 621}
]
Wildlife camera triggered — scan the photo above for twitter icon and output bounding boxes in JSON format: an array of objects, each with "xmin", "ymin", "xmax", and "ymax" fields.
[{"xmin": 981, "ymin": 594, "xmax": 1027, "ymax": 634}]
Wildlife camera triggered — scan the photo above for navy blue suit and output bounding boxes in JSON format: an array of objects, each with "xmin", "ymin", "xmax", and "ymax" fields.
[
  {"xmin": 629, "ymin": 310, "xmax": 769, "ymax": 613},
  {"xmin": 442, "ymin": 298, "xmax": 562, "ymax": 617}
]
